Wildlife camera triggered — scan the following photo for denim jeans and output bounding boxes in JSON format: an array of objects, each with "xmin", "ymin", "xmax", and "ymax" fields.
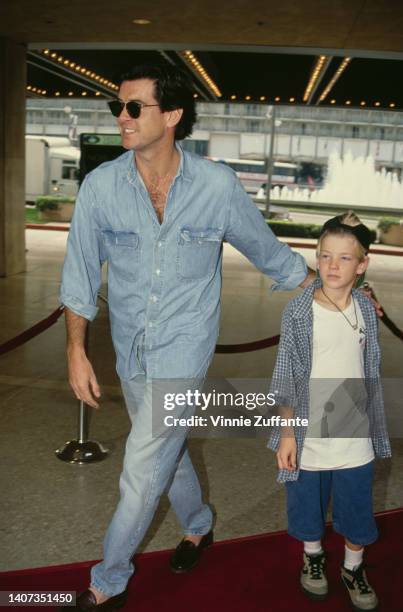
[
  {"xmin": 90, "ymin": 374, "xmax": 213, "ymax": 596},
  {"xmin": 285, "ymin": 461, "xmax": 377, "ymax": 545}
]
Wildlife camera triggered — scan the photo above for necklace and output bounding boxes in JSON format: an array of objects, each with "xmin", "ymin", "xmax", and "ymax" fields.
[{"xmin": 320, "ymin": 288, "xmax": 358, "ymax": 330}]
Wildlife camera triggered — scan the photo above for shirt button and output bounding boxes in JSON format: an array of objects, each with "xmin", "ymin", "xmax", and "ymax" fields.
[
  {"xmin": 155, "ymin": 268, "xmax": 161, "ymax": 275},
  {"xmin": 150, "ymin": 295, "xmax": 157, "ymax": 303},
  {"xmin": 157, "ymin": 241, "xmax": 163, "ymax": 248},
  {"xmin": 149, "ymin": 322, "xmax": 153, "ymax": 328}
]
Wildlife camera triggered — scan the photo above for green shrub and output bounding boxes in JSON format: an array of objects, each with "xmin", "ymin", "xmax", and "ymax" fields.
[
  {"xmin": 377, "ymin": 217, "xmax": 401, "ymax": 233},
  {"xmin": 267, "ymin": 220, "xmax": 322, "ymax": 238},
  {"xmin": 35, "ymin": 195, "xmax": 75, "ymax": 211}
]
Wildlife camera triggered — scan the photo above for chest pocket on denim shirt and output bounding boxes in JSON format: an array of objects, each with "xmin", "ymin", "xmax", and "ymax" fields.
[
  {"xmin": 101, "ymin": 230, "xmax": 140, "ymax": 281},
  {"xmin": 177, "ymin": 228, "xmax": 222, "ymax": 280}
]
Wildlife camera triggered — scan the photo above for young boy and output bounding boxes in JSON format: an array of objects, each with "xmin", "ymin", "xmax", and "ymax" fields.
[{"xmin": 268, "ymin": 212, "xmax": 391, "ymax": 611}]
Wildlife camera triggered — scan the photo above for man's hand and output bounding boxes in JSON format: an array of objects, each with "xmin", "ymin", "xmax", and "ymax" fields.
[
  {"xmin": 67, "ymin": 346, "xmax": 101, "ymax": 409},
  {"xmin": 276, "ymin": 437, "xmax": 297, "ymax": 471},
  {"xmin": 299, "ymin": 267, "xmax": 316, "ymax": 288}
]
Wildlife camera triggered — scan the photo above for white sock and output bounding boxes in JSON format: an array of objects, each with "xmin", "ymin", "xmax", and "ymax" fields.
[
  {"xmin": 304, "ymin": 540, "xmax": 323, "ymax": 556},
  {"xmin": 344, "ymin": 545, "xmax": 364, "ymax": 571}
]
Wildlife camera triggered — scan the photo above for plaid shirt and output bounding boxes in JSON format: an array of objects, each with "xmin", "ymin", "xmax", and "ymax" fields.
[{"xmin": 267, "ymin": 278, "xmax": 391, "ymax": 483}]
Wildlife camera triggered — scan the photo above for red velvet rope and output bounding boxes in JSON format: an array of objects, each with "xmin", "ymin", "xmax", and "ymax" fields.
[
  {"xmin": 0, "ymin": 306, "xmax": 64, "ymax": 356},
  {"xmin": 0, "ymin": 287, "xmax": 402, "ymax": 357}
]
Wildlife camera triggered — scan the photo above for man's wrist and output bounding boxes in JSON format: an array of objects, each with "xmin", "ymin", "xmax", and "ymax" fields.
[
  {"xmin": 299, "ymin": 267, "xmax": 316, "ymax": 288},
  {"xmin": 67, "ymin": 344, "xmax": 86, "ymax": 358}
]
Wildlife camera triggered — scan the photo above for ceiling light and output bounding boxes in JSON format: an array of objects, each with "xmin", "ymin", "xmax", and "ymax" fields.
[
  {"xmin": 38, "ymin": 50, "xmax": 117, "ymax": 91},
  {"xmin": 82, "ymin": 91, "xmax": 87, "ymax": 96},
  {"xmin": 230, "ymin": 95, "xmax": 237, "ymax": 100},
  {"xmin": 55, "ymin": 92, "xmax": 60, "ymax": 96},
  {"xmin": 330, "ymin": 99, "xmax": 336, "ymax": 104},
  {"xmin": 375, "ymin": 101, "xmax": 381, "ymax": 106},
  {"xmin": 180, "ymin": 50, "xmax": 222, "ymax": 98},
  {"xmin": 303, "ymin": 54, "xmax": 329, "ymax": 103},
  {"xmin": 245, "ymin": 95, "xmax": 251, "ymax": 101},
  {"xmin": 390, "ymin": 102, "xmax": 396, "ymax": 108},
  {"xmin": 259, "ymin": 96, "xmax": 266, "ymax": 101},
  {"xmin": 275, "ymin": 96, "xmax": 280, "ymax": 102},
  {"xmin": 360, "ymin": 101, "xmax": 366, "ymax": 106},
  {"xmin": 318, "ymin": 57, "xmax": 352, "ymax": 102},
  {"xmin": 289, "ymin": 97, "xmax": 295, "ymax": 102},
  {"xmin": 132, "ymin": 18, "xmax": 151, "ymax": 25},
  {"xmin": 345, "ymin": 100, "xmax": 351, "ymax": 105}
]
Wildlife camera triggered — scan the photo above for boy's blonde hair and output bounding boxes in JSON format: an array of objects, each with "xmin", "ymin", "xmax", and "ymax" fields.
[{"xmin": 317, "ymin": 211, "xmax": 368, "ymax": 261}]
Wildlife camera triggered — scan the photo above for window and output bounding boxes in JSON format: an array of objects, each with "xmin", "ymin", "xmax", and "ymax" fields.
[{"xmin": 62, "ymin": 161, "xmax": 79, "ymax": 180}]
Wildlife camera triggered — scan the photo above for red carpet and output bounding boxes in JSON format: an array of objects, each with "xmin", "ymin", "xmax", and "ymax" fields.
[{"xmin": 1, "ymin": 508, "xmax": 402, "ymax": 612}]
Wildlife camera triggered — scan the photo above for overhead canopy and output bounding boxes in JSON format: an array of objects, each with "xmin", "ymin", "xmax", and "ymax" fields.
[{"xmin": 2, "ymin": 0, "xmax": 403, "ymax": 108}]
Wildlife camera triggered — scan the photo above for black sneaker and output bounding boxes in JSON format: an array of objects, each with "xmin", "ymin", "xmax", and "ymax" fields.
[
  {"xmin": 300, "ymin": 552, "xmax": 328, "ymax": 600},
  {"xmin": 341, "ymin": 563, "xmax": 379, "ymax": 611}
]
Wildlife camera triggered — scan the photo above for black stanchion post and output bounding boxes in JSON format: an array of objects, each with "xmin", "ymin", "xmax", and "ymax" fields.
[{"xmin": 56, "ymin": 324, "xmax": 109, "ymax": 464}]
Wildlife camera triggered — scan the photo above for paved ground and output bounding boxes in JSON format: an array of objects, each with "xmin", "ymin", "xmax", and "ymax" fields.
[{"xmin": 0, "ymin": 229, "xmax": 402, "ymax": 571}]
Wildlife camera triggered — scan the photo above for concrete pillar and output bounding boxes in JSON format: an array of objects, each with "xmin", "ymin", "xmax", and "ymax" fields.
[{"xmin": 0, "ymin": 37, "xmax": 26, "ymax": 276}]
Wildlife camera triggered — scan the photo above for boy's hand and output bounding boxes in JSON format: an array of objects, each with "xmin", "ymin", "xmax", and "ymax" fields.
[{"xmin": 277, "ymin": 437, "xmax": 297, "ymax": 471}]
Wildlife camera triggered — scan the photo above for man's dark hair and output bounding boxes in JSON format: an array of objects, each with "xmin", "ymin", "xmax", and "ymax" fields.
[{"xmin": 119, "ymin": 63, "xmax": 197, "ymax": 140}]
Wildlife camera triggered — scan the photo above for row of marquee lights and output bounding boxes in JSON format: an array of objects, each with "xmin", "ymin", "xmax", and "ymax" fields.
[
  {"xmin": 39, "ymin": 49, "xmax": 119, "ymax": 92},
  {"xmin": 318, "ymin": 57, "xmax": 351, "ymax": 102},
  {"xmin": 303, "ymin": 54, "xmax": 328, "ymax": 102},
  {"xmin": 179, "ymin": 50, "xmax": 222, "ymax": 98},
  {"xmin": 27, "ymin": 85, "xmax": 102, "ymax": 97},
  {"xmin": 26, "ymin": 85, "xmax": 397, "ymax": 107},
  {"xmin": 26, "ymin": 85, "xmax": 199, "ymax": 98},
  {"xmin": 29, "ymin": 49, "xmax": 397, "ymax": 108}
]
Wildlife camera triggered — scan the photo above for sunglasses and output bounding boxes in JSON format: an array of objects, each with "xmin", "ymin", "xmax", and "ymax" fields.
[{"xmin": 107, "ymin": 99, "xmax": 160, "ymax": 119}]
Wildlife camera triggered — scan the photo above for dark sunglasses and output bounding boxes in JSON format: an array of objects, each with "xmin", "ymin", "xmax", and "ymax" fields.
[{"xmin": 107, "ymin": 99, "xmax": 160, "ymax": 119}]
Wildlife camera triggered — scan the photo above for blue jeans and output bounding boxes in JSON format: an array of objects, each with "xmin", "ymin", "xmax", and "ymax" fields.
[
  {"xmin": 285, "ymin": 461, "xmax": 378, "ymax": 546},
  {"xmin": 90, "ymin": 375, "xmax": 213, "ymax": 596}
]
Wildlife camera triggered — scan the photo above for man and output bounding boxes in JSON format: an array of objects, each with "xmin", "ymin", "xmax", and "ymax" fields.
[{"xmin": 60, "ymin": 63, "xmax": 313, "ymax": 611}]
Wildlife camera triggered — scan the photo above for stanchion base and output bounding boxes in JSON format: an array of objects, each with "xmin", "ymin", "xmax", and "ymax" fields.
[{"xmin": 55, "ymin": 440, "xmax": 109, "ymax": 464}]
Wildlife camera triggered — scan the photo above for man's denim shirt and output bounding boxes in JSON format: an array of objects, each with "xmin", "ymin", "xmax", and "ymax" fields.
[{"xmin": 60, "ymin": 147, "xmax": 307, "ymax": 380}]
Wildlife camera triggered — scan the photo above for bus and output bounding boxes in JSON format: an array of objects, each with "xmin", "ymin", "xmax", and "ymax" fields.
[{"xmin": 206, "ymin": 157, "xmax": 298, "ymax": 194}]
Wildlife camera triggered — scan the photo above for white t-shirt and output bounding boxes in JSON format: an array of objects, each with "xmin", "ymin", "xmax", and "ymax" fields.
[{"xmin": 300, "ymin": 298, "xmax": 375, "ymax": 471}]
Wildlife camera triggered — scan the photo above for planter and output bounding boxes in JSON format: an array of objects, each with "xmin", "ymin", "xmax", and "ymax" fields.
[
  {"xmin": 379, "ymin": 224, "xmax": 403, "ymax": 247},
  {"xmin": 37, "ymin": 202, "xmax": 75, "ymax": 222}
]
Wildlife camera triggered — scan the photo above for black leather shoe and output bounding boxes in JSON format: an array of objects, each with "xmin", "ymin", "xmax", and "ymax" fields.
[
  {"xmin": 169, "ymin": 531, "xmax": 213, "ymax": 573},
  {"xmin": 60, "ymin": 589, "xmax": 128, "ymax": 611}
]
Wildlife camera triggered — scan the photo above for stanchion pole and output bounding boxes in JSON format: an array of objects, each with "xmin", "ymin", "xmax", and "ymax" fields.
[{"xmin": 56, "ymin": 323, "xmax": 109, "ymax": 464}]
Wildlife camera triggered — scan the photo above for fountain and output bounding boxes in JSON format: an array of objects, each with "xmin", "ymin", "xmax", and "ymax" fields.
[{"xmin": 273, "ymin": 151, "xmax": 403, "ymax": 209}]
